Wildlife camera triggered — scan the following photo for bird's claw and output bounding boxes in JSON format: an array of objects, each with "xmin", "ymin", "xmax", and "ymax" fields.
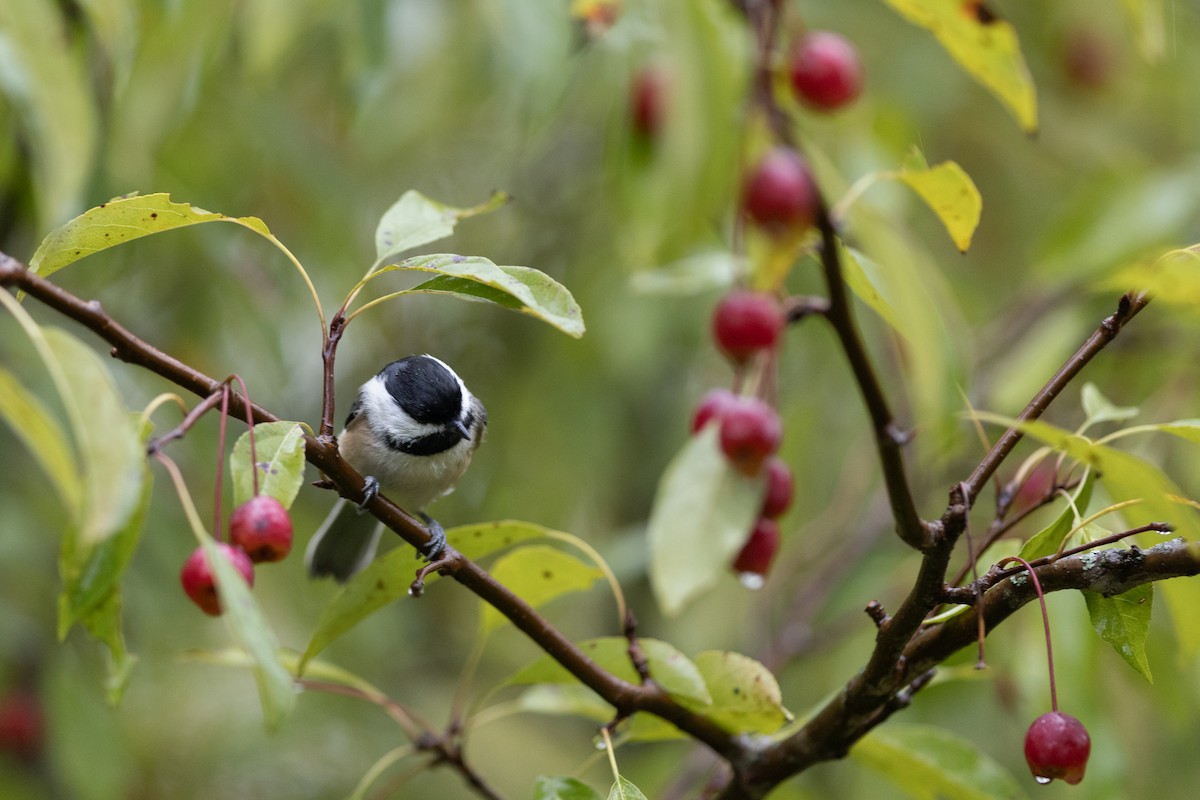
[
  {"xmin": 418, "ymin": 513, "xmax": 447, "ymax": 561},
  {"xmin": 355, "ymin": 476, "xmax": 381, "ymax": 514}
]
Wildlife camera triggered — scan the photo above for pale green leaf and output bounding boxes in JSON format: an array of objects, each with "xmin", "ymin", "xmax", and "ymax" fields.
[
  {"xmin": 0, "ymin": 1, "xmax": 97, "ymax": 227},
  {"xmin": 0, "ymin": 366, "xmax": 81, "ymax": 512},
  {"xmin": 533, "ymin": 776, "xmax": 604, "ymax": 800},
  {"xmin": 841, "ymin": 245, "xmax": 904, "ymax": 335},
  {"xmin": 1084, "ymin": 585, "xmax": 1153, "ymax": 682},
  {"xmin": 893, "ymin": 159, "xmax": 982, "ymax": 252},
  {"xmin": 376, "ymin": 255, "xmax": 585, "ymax": 338},
  {"xmin": 647, "ymin": 427, "xmax": 765, "ymax": 616},
  {"xmin": 852, "ymin": 723, "xmax": 1028, "ymax": 800},
  {"xmin": 512, "ymin": 637, "xmax": 712, "ymax": 709},
  {"xmin": 479, "ymin": 545, "xmax": 603, "ymax": 634},
  {"xmin": 692, "ymin": 650, "xmax": 791, "ymax": 734},
  {"xmin": 44, "ymin": 329, "xmax": 145, "ymax": 546},
  {"xmin": 1080, "ymin": 382, "xmax": 1138, "ymax": 427},
  {"xmin": 201, "ymin": 534, "xmax": 295, "ymax": 729},
  {"xmin": 607, "ymin": 777, "xmax": 647, "ymax": 800},
  {"xmin": 230, "ymin": 421, "xmax": 307, "ymax": 508},
  {"xmin": 301, "ymin": 520, "xmax": 555, "ymax": 668},
  {"xmin": 374, "ymin": 189, "xmax": 509, "ymax": 265},
  {"xmin": 882, "ymin": 0, "xmax": 1037, "ymax": 132},
  {"xmin": 629, "ymin": 251, "xmax": 738, "ymax": 296},
  {"xmin": 1018, "ymin": 470, "xmax": 1094, "ymax": 561},
  {"xmin": 29, "ymin": 193, "xmax": 274, "ymax": 280},
  {"xmin": 508, "ymin": 637, "xmax": 711, "ymax": 709}
]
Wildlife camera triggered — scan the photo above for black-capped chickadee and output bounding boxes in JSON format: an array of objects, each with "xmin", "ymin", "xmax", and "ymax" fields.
[{"xmin": 305, "ymin": 355, "xmax": 487, "ymax": 581}]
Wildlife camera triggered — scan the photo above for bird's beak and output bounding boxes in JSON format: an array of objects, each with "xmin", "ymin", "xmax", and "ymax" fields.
[{"xmin": 453, "ymin": 419, "xmax": 471, "ymax": 440}]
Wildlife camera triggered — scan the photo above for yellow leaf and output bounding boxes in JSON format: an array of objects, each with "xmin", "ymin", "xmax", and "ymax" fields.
[
  {"xmin": 883, "ymin": 0, "xmax": 1037, "ymax": 133},
  {"xmin": 895, "ymin": 160, "xmax": 982, "ymax": 252}
]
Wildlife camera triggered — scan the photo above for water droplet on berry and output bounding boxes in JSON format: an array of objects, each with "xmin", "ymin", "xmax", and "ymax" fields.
[
  {"xmin": 1035, "ymin": 776, "xmax": 1052, "ymax": 785},
  {"xmin": 738, "ymin": 572, "xmax": 766, "ymax": 590}
]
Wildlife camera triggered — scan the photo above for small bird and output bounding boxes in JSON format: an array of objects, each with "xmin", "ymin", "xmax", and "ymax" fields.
[{"xmin": 305, "ymin": 355, "xmax": 487, "ymax": 581}]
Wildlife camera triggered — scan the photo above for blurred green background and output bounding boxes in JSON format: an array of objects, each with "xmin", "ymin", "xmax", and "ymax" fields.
[{"xmin": 3, "ymin": 1, "xmax": 1200, "ymax": 798}]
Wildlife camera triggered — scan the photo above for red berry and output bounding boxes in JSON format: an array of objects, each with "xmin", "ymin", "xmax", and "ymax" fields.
[
  {"xmin": 760, "ymin": 457, "xmax": 795, "ymax": 519},
  {"xmin": 229, "ymin": 494, "xmax": 294, "ymax": 563},
  {"xmin": 1024, "ymin": 711, "xmax": 1091, "ymax": 785},
  {"xmin": 0, "ymin": 690, "xmax": 44, "ymax": 761},
  {"xmin": 691, "ymin": 388, "xmax": 739, "ymax": 434},
  {"xmin": 742, "ymin": 147, "xmax": 817, "ymax": 233},
  {"xmin": 180, "ymin": 542, "xmax": 255, "ymax": 616},
  {"xmin": 718, "ymin": 397, "xmax": 782, "ymax": 476},
  {"xmin": 732, "ymin": 517, "xmax": 781, "ymax": 587},
  {"xmin": 712, "ymin": 291, "xmax": 784, "ymax": 364},
  {"xmin": 631, "ymin": 66, "xmax": 670, "ymax": 138},
  {"xmin": 788, "ymin": 31, "xmax": 864, "ymax": 111}
]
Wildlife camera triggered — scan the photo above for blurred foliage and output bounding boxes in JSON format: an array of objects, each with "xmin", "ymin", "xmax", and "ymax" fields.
[{"xmin": 3, "ymin": 0, "xmax": 1200, "ymax": 798}]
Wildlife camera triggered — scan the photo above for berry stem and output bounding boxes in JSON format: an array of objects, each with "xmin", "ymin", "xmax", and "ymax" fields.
[
  {"xmin": 229, "ymin": 374, "xmax": 260, "ymax": 496},
  {"xmin": 214, "ymin": 384, "xmax": 231, "ymax": 541},
  {"xmin": 1000, "ymin": 556, "xmax": 1057, "ymax": 712}
]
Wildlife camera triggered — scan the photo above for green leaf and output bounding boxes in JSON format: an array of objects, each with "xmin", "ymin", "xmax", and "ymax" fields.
[
  {"xmin": 1018, "ymin": 470, "xmax": 1094, "ymax": 561},
  {"xmin": 480, "ymin": 545, "xmax": 604, "ymax": 634},
  {"xmin": 607, "ymin": 777, "xmax": 647, "ymax": 800},
  {"xmin": 881, "ymin": 0, "xmax": 1037, "ymax": 133},
  {"xmin": 301, "ymin": 520, "xmax": 554, "ymax": 669},
  {"xmin": 516, "ymin": 685, "xmax": 685, "ymax": 742},
  {"xmin": 1121, "ymin": 0, "xmax": 1165, "ymax": 62},
  {"xmin": 692, "ymin": 650, "xmax": 791, "ymax": 734},
  {"xmin": 1084, "ymin": 585, "xmax": 1154, "ymax": 682},
  {"xmin": 201, "ymin": 533, "xmax": 295, "ymax": 729},
  {"xmin": 29, "ymin": 193, "xmax": 275, "ymax": 280},
  {"xmin": 1151, "ymin": 419, "xmax": 1200, "ymax": 446},
  {"xmin": 1080, "ymin": 382, "xmax": 1139, "ymax": 427},
  {"xmin": 374, "ymin": 255, "xmax": 585, "ymax": 338},
  {"xmin": 230, "ymin": 421, "xmax": 307, "ymax": 508},
  {"xmin": 508, "ymin": 637, "xmax": 712, "ymax": 709},
  {"xmin": 43, "ymin": 328, "xmax": 145, "ymax": 546},
  {"xmin": 647, "ymin": 427, "xmax": 765, "ymax": 616},
  {"xmin": 0, "ymin": 1, "xmax": 97, "ymax": 227},
  {"xmin": 0, "ymin": 366, "xmax": 81, "ymax": 512},
  {"xmin": 58, "ymin": 434, "xmax": 151, "ymax": 706},
  {"xmin": 975, "ymin": 412, "xmax": 1200, "ymax": 655},
  {"xmin": 374, "ymin": 189, "xmax": 509, "ymax": 265},
  {"xmin": 533, "ymin": 776, "xmax": 604, "ymax": 800},
  {"xmin": 852, "ymin": 723, "xmax": 1028, "ymax": 800},
  {"xmin": 892, "ymin": 157, "xmax": 982, "ymax": 252}
]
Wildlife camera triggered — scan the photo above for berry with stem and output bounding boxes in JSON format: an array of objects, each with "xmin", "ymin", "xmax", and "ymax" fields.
[
  {"xmin": 788, "ymin": 31, "xmax": 864, "ymax": 111},
  {"xmin": 742, "ymin": 147, "xmax": 817, "ymax": 233},
  {"xmin": 732, "ymin": 517, "xmax": 781, "ymax": 588},
  {"xmin": 180, "ymin": 542, "xmax": 255, "ymax": 616},
  {"xmin": 999, "ymin": 556, "xmax": 1092, "ymax": 785},
  {"xmin": 712, "ymin": 291, "xmax": 784, "ymax": 365},
  {"xmin": 718, "ymin": 397, "xmax": 782, "ymax": 476},
  {"xmin": 229, "ymin": 494, "xmax": 294, "ymax": 563}
]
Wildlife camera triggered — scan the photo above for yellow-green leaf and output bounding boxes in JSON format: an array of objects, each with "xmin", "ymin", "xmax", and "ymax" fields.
[
  {"xmin": 692, "ymin": 651, "xmax": 791, "ymax": 734},
  {"xmin": 853, "ymin": 723, "xmax": 1028, "ymax": 800},
  {"xmin": 374, "ymin": 189, "xmax": 509, "ymax": 266},
  {"xmin": 0, "ymin": 366, "xmax": 81, "ymax": 513},
  {"xmin": 301, "ymin": 520, "xmax": 555, "ymax": 669},
  {"xmin": 479, "ymin": 545, "xmax": 603, "ymax": 634},
  {"xmin": 894, "ymin": 160, "xmax": 982, "ymax": 252},
  {"xmin": 1121, "ymin": 0, "xmax": 1165, "ymax": 62},
  {"xmin": 1105, "ymin": 246, "xmax": 1200, "ymax": 306},
  {"xmin": 29, "ymin": 192, "xmax": 274, "ymax": 280},
  {"xmin": 882, "ymin": 0, "xmax": 1037, "ymax": 133}
]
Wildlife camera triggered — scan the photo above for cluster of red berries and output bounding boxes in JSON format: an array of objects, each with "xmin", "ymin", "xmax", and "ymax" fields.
[
  {"xmin": 180, "ymin": 493, "xmax": 294, "ymax": 617},
  {"xmin": 690, "ymin": 291, "xmax": 794, "ymax": 586}
]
